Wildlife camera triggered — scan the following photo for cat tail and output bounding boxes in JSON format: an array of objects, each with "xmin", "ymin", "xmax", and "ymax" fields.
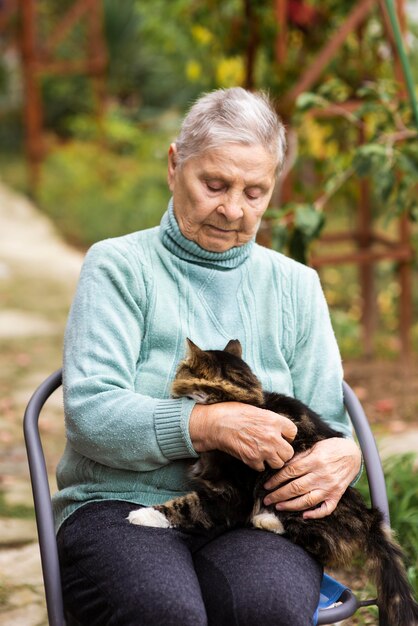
[{"xmin": 366, "ymin": 515, "xmax": 418, "ymax": 626}]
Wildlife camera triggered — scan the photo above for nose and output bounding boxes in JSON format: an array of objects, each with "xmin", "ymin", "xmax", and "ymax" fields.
[{"xmin": 216, "ymin": 193, "xmax": 244, "ymax": 222}]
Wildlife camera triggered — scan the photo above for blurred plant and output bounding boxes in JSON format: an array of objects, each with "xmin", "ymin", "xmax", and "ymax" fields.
[
  {"xmin": 38, "ymin": 108, "xmax": 174, "ymax": 248},
  {"xmin": 347, "ymin": 453, "xmax": 418, "ymax": 625},
  {"xmin": 266, "ymin": 203, "xmax": 325, "ymax": 265},
  {"xmin": 3, "ymin": 1, "xmax": 417, "ymax": 267},
  {"xmin": 266, "ymin": 77, "xmax": 418, "ymax": 264},
  {"xmin": 356, "ymin": 453, "xmax": 418, "ymax": 595},
  {"xmin": 0, "ymin": 491, "xmax": 34, "ymax": 520}
]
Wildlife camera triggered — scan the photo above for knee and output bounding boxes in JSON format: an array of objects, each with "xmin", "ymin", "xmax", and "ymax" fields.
[
  {"xmin": 202, "ymin": 581, "xmax": 316, "ymax": 626},
  {"xmin": 115, "ymin": 592, "xmax": 208, "ymax": 626},
  {"xmin": 233, "ymin": 595, "xmax": 315, "ymax": 626}
]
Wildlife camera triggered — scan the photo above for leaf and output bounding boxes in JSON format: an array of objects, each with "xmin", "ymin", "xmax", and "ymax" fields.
[
  {"xmin": 318, "ymin": 77, "xmax": 350, "ymax": 103},
  {"xmin": 409, "ymin": 205, "xmax": 418, "ymax": 222},
  {"xmin": 374, "ymin": 168, "xmax": 396, "ymax": 203},
  {"xmin": 294, "ymin": 204, "xmax": 325, "ymax": 240},
  {"xmin": 353, "ymin": 143, "xmax": 388, "ymax": 177},
  {"xmin": 356, "ymin": 83, "xmax": 379, "ymax": 99},
  {"xmin": 357, "ymin": 144, "xmax": 388, "ymax": 158},
  {"xmin": 288, "ymin": 204, "xmax": 325, "ymax": 264},
  {"xmin": 288, "ymin": 229, "xmax": 308, "ymax": 264},
  {"xmin": 270, "ymin": 222, "xmax": 289, "ymax": 252},
  {"xmin": 295, "ymin": 92, "xmax": 328, "ymax": 112},
  {"xmin": 396, "ymin": 152, "xmax": 418, "ymax": 178}
]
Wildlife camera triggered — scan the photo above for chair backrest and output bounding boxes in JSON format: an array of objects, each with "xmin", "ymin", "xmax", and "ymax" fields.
[
  {"xmin": 23, "ymin": 371, "xmax": 389, "ymax": 626},
  {"xmin": 342, "ymin": 381, "xmax": 390, "ymax": 525},
  {"xmin": 23, "ymin": 369, "xmax": 65, "ymax": 626}
]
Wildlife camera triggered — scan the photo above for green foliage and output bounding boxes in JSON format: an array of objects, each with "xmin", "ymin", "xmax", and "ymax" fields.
[
  {"xmin": 36, "ymin": 0, "xmax": 206, "ymax": 133},
  {"xmin": 42, "ymin": 76, "xmax": 95, "ymax": 136},
  {"xmin": 1, "ymin": 0, "xmax": 417, "ymax": 317},
  {"xmin": 103, "ymin": 0, "xmax": 202, "ymax": 112},
  {"xmin": 357, "ymin": 453, "xmax": 418, "ymax": 592},
  {"xmin": 0, "ymin": 110, "xmax": 24, "ymax": 154},
  {"xmin": 37, "ymin": 0, "xmax": 97, "ymax": 134},
  {"xmin": 0, "ymin": 491, "xmax": 34, "ymax": 520},
  {"xmin": 295, "ymin": 79, "xmax": 418, "ymax": 225},
  {"xmin": 381, "ymin": 454, "xmax": 418, "ymax": 565},
  {"xmin": 329, "ymin": 309, "xmax": 362, "ymax": 358},
  {"xmin": 353, "ymin": 453, "xmax": 418, "ymax": 625},
  {"xmin": 38, "ymin": 110, "xmax": 173, "ymax": 248},
  {"xmin": 102, "ymin": 0, "xmax": 142, "ymax": 98},
  {"xmin": 267, "ymin": 204, "xmax": 325, "ymax": 264}
]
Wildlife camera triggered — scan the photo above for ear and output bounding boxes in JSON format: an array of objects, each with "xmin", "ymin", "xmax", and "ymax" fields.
[
  {"xmin": 186, "ymin": 337, "xmax": 204, "ymax": 357},
  {"xmin": 224, "ymin": 339, "xmax": 242, "ymax": 358},
  {"xmin": 167, "ymin": 143, "xmax": 178, "ymax": 192}
]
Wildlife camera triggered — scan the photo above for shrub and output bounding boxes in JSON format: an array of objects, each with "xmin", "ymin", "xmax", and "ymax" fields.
[
  {"xmin": 38, "ymin": 112, "xmax": 175, "ymax": 248},
  {"xmin": 357, "ymin": 453, "xmax": 418, "ymax": 594}
]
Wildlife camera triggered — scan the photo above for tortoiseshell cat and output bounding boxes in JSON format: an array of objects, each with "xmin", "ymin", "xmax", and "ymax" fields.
[{"xmin": 129, "ymin": 339, "xmax": 418, "ymax": 626}]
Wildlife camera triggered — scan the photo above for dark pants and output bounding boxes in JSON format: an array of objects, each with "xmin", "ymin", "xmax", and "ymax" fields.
[{"xmin": 57, "ymin": 501, "xmax": 322, "ymax": 626}]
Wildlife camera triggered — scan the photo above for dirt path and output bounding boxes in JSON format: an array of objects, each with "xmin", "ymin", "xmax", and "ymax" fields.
[
  {"xmin": 0, "ymin": 180, "xmax": 417, "ymax": 625},
  {"xmin": 0, "ymin": 181, "xmax": 82, "ymax": 626}
]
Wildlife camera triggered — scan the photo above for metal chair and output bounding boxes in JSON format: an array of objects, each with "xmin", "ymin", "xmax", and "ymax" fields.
[{"xmin": 23, "ymin": 369, "xmax": 390, "ymax": 626}]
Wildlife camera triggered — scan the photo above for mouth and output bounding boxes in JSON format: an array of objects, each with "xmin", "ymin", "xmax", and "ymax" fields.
[{"xmin": 205, "ymin": 225, "xmax": 237, "ymax": 234}]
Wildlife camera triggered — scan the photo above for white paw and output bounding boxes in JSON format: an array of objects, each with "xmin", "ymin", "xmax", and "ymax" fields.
[
  {"xmin": 127, "ymin": 508, "xmax": 172, "ymax": 528},
  {"xmin": 251, "ymin": 511, "xmax": 285, "ymax": 534}
]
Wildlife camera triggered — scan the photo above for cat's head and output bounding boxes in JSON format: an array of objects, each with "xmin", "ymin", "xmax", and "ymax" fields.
[{"xmin": 171, "ymin": 339, "xmax": 264, "ymax": 405}]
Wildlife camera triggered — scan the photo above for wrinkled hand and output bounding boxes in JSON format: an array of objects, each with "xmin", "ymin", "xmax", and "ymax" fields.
[
  {"xmin": 189, "ymin": 402, "xmax": 297, "ymax": 471},
  {"xmin": 263, "ymin": 437, "xmax": 362, "ymax": 519}
]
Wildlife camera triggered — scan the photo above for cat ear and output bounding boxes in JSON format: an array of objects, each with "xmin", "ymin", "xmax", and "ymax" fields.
[
  {"xmin": 186, "ymin": 338, "xmax": 204, "ymax": 357},
  {"xmin": 224, "ymin": 339, "xmax": 242, "ymax": 358},
  {"xmin": 185, "ymin": 338, "xmax": 208, "ymax": 368}
]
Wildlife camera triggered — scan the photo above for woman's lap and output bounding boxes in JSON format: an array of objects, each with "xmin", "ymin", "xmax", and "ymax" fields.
[
  {"xmin": 57, "ymin": 500, "xmax": 322, "ymax": 626},
  {"xmin": 194, "ymin": 528, "xmax": 322, "ymax": 626}
]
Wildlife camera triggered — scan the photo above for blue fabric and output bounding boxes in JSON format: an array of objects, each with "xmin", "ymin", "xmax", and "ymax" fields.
[{"xmin": 313, "ymin": 574, "xmax": 348, "ymax": 625}]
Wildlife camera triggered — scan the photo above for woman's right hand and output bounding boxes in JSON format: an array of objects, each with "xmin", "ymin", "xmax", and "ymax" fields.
[{"xmin": 189, "ymin": 402, "xmax": 297, "ymax": 471}]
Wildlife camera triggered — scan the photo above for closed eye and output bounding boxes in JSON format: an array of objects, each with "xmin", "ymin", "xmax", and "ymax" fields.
[
  {"xmin": 206, "ymin": 182, "xmax": 226, "ymax": 193},
  {"xmin": 245, "ymin": 187, "xmax": 263, "ymax": 200}
]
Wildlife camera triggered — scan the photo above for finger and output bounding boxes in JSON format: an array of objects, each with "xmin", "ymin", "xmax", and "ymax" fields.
[
  {"xmin": 264, "ymin": 477, "xmax": 312, "ymax": 506},
  {"xmin": 302, "ymin": 498, "xmax": 339, "ymax": 519},
  {"xmin": 264, "ymin": 453, "xmax": 310, "ymax": 490},
  {"xmin": 278, "ymin": 439, "xmax": 296, "ymax": 463},
  {"xmin": 263, "ymin": 469, "xmax": 294, "ymax": 491},
  {"xmin": 265, "ymin": 455, "xmax": 285, "ymax": 470},
  {"xmin": 265, "ymin": 441, "xmax": 295, "ymax": 470},
  {"xmin": 244, "ymin": 457, "xmax": 266, "ymax": 471},
  {"xmin": 280, "ymin": 417, "xmax": 298, "ymax": 442},
  {"xmin": 274, "ymin": 490, "xmax": 322, "ymax": 512}
]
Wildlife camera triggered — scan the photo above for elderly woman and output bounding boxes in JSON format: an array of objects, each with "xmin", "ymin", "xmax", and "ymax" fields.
[{"xmin": 54, "ymin": 87, "xmax": 361, "ymax": 626}]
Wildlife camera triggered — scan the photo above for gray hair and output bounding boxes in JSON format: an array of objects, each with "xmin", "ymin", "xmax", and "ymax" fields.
[{"xmin": 175, "ymin": 87, "xmax": 286, "ymax": 174}]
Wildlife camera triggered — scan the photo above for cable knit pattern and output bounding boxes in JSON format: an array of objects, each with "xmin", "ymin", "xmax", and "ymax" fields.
[{"xmin": 53, "ymin": 200, "xmax": 350, "ymax": 533}]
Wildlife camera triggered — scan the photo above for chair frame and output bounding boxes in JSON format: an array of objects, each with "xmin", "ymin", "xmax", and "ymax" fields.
[{"xmin": 24, "ymin": 370, "xmax": 389, "ymax": 626}]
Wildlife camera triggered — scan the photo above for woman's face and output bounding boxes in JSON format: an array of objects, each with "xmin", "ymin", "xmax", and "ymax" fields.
[{"xmin": 168, "ymin": 142, "xmax": 277, "ymax": 252}]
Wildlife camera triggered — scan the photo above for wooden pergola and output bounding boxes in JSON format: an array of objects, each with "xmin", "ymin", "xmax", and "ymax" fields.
[
  {"xmin": 0, "ymin": 0, "xmax": 414, "ymax": 357},
  {"xmin": 0, "ymin": 0, "xmax": 107, "ymax": 190},
  {"xmin": 270, "ymin": 0, "xmax": 414, "ymax": 358}
]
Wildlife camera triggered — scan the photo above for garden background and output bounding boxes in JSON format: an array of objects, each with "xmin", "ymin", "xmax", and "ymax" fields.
[{"xmin": 0, "ymin": 1, "xmax": 418, "ymax": 624}]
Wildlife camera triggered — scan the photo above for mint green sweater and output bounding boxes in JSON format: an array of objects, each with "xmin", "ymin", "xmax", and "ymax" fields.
[{"xmin": 53, "ymin": 200, "xmax": 351, "ymax": 532}]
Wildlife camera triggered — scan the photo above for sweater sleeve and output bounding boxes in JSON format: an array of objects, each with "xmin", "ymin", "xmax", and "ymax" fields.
[
  {"xmin": 63, "ymin": 240, "xmax": 198, "ymax": 472},
  {"xmin": 287, "ymin": 268, "xmax": 353, "ymax": 439}
]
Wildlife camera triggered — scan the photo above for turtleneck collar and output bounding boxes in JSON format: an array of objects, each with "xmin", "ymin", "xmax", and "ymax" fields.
[{"xmin": 159, "ymin": 199, "xmax": 253, "ymax": 270}]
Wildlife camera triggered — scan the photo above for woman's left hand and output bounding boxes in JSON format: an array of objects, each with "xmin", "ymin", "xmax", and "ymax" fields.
[{"xmin": 263, "ymin": 437, "xmax": 362, "ymax": 519}]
